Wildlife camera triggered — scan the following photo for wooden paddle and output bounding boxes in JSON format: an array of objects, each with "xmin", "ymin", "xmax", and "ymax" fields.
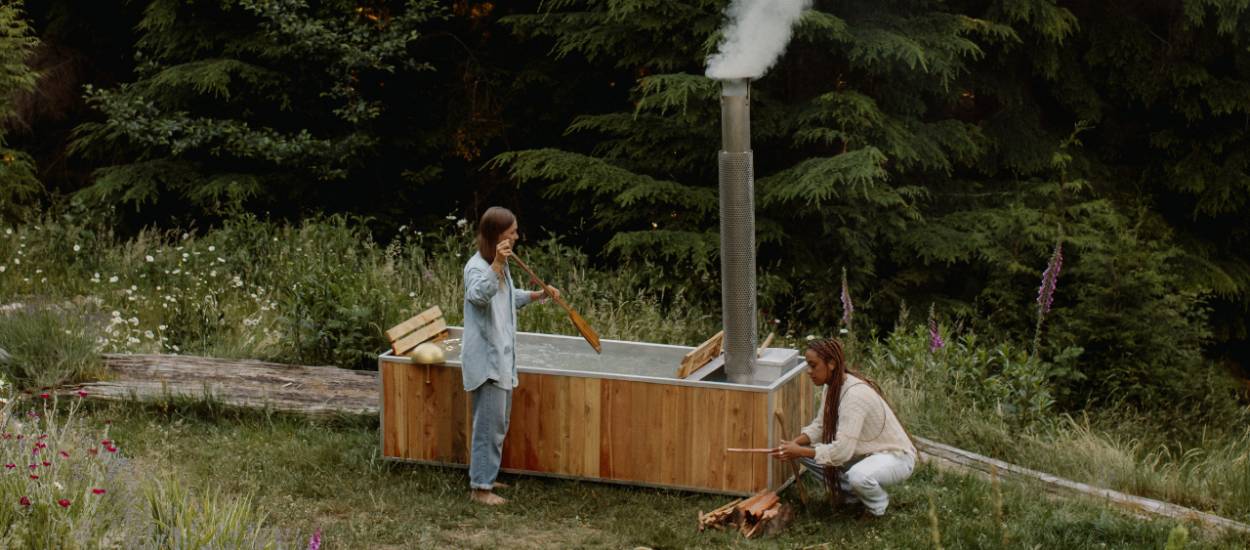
[{"xmin": 510, "ymin": 253, "xmax": 602, "ymax": 354}]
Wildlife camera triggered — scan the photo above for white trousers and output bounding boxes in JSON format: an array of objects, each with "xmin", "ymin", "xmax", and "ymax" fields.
[{"xmin": 799, "ymin": 451, "xmax": 916, "ymax": 516}]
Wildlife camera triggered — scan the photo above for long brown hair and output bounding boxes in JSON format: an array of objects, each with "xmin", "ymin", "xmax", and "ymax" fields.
[
  {"xmin": 805, "ymin": 337, "xmax": 885, "ymax": 507},
  {"xmin": 476, "ymin": 206, "xmax": 516, "ymax": 264}
]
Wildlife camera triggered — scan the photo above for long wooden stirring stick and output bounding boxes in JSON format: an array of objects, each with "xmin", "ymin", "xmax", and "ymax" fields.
[{"xmin": 509, "ymin": 253, "xmax": 602, "ymax": 354}]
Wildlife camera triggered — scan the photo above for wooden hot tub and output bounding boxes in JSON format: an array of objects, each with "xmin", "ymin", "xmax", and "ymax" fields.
[{"xmin": 379, "ymin": 328, "xmax": 813, "ymax": 495}]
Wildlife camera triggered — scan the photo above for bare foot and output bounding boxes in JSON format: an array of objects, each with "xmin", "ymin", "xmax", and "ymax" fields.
[
  {"xmin": 492, "ymin": 481, "xmax": 511, "ymax": 490},
  {"xmin": 469, "ymin": 489, "xmax": 507, "ymax": 506}
]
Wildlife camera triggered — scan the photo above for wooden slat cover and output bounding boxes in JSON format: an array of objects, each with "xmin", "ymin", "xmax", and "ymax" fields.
[
  {"xmin": 385, "ymin": 306, "xmax": 443, "ymax": 342},
  {"xmin": 391, "ymin": 319, "xmax": 447, "ymax": 356},
  {"xmin": 677, "ymin": 331, "xmax": 724, "ymax": 378}
]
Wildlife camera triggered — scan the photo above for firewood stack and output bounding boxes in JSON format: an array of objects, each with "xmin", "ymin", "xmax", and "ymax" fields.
[{"xmin": 697, "ymin": 490, "xmax": 792, "ymax": 539}]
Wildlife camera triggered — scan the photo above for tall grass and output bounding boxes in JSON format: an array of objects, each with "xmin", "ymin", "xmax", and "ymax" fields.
[
  {"xmin": 860, "ymin": 326, "xmax": 1250, "ymax": 523},
  {"xmin": 0, "ymin": 213, "xmax": 719, "ymax": 370},
  {"xmin": 0, "ymin": 306, "xmax": 102, "ymax": 389},
  {"xmin": 0, "ymin": 381, "xmax": 294, "ymax": 548}
]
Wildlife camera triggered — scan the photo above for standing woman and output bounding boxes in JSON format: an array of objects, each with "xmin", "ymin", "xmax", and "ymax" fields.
[
  {"xmin": 461, "ymin": 206, "xmax": 557, "ymax": 506},
  {"xmin": 772, "ymin": 337, "xmax": 916, "ymax": 517}
]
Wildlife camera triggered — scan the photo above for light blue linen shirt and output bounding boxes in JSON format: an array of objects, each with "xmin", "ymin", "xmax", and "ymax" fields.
[{"xmin": 461, "ymin": 251, "xmax": 533, "ymax": 391}]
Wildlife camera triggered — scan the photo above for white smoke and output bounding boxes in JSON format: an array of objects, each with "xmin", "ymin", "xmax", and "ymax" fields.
[{"xmin": 705, "ymin": 0, "xmax": 812, "ymax": 80}]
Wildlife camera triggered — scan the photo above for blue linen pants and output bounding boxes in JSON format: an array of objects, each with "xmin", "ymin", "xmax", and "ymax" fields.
[
  {"xmin": 468, "ymin": 380, "xmax": 513, "ymax": 490},
  {"xmin": 799, "ymin": 451, "xmax": 915, "ymax": 516}
]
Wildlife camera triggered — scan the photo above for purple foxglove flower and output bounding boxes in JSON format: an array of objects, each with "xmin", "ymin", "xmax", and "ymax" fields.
[
  {"xmin": 840, "ymin": 267, "xmax": 854, "ymax": 330},
  {"xmin": 308, "ymin": 529, "xmax": 321, "ymax": 550},
  {"xmin": 928, "ymin": 304, "xmax": 944, "ymax": 352},
  {"xmin": 1037, "ymin": 242, "xmax": 1064, "ymax": 317}
]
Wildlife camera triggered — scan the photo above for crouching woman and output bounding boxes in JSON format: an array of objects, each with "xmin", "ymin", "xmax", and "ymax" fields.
[{"xmin": 772, "ymin": 337, "xmax": 916, "ymax": 517}]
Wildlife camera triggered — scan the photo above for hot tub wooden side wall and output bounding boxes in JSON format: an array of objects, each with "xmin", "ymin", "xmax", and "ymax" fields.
[{"xmin": 381, "ymin": 359, "xmax": 811, "ymax": 494}]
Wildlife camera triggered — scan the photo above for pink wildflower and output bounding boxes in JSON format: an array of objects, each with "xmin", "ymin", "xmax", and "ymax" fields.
[
  {"xmin": 928, "ymin": 304, "xmax": 945, "ymax": 352},
  {"xmin": 1037, "ymin": 241, "xmax": 1064, "ymax": 316},
  {"xmin": 308, "ymin": 529, "xmax": 322, "ymax": 550}
]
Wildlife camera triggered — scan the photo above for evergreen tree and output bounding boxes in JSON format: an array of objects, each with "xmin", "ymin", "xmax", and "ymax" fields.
[
  {"xmin": 497, "ymin": 0, "xmax": 1244, "ymax": 408},
  {"xmin": 70, "ymin": 0, "xmax": 446, "ymax": 220},
  {"xmin": 0, "ymin": 2, "xmax": 42, "ymax": 219}
]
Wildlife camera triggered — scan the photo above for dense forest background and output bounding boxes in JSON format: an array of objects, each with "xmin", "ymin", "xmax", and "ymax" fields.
[{"xmin": 3, "ymin": 0, "xmax": 1249, "ymax": 412}]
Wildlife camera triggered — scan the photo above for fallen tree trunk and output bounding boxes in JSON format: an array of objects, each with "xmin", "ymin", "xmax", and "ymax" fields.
[
  {"xmin": 916, "ymin": 437, "xmax": 1250, "ymax": 535},
  {"xmin": 65, "ymin": 354, "xmax": 379, "ymax": 416}
]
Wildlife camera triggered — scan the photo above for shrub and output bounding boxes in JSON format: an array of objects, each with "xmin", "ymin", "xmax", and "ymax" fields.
[{"xmin": 0, "ymin": 306, "xmax": 102, "ymax": 389}]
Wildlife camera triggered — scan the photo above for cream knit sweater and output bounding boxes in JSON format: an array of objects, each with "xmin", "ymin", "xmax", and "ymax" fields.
[{"xmin": 800, "ymin": 375, "xmax": 916, "ymax": 467}]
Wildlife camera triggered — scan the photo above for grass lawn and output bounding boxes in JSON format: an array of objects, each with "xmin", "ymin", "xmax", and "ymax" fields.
[{"xmin": 95, "ymin": 400, "xmax": 1250, "ymax": 549}]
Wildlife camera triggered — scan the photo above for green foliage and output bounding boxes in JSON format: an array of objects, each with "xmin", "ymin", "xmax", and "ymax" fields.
[
  {"xmin": 0, "ymin": 212, "xmax": 723, "ymax": 371},
  {"xmin": 0, "ymin": 3, "xmax": 42, "ymax": 220},
  {"xmin": 863, "ymin": 325, "xmax": 1065, "ymax": 425},
  {"xmin": 144, "ymin": 477, "xmax": 284, "ymax": 549},
  {"xmin": 0, "ymin": 307, "xmax": 101, "ymax": 390},
  {"xmin": 71, "ymin": 0, "xmax": 446, "ymax": 214}
]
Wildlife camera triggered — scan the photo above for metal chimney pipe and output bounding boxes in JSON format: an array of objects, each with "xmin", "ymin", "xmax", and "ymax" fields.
[{"xmin": 718, "ymin": 78, "xmax": 757, "ymax": 383}]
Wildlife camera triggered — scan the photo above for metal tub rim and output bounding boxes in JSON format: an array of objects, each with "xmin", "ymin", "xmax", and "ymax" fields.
[{"xmin": 378, "ymin": 328, "xmax": 807, "ymax": 393}]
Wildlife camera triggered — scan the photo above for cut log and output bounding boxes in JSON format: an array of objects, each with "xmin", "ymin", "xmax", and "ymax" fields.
[
  {"xmin": 677, "ymin": 330, "xmax": 723, "ymax": 379},
  {"xmin": 63, "ymin": 354, "xmax": 379, "ymax": 416}
]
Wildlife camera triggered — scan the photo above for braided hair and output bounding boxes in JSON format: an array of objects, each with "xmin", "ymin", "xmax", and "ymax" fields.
[{"xmin": 805, "ymin": 337, "xmax": 885, "ymax": 507}]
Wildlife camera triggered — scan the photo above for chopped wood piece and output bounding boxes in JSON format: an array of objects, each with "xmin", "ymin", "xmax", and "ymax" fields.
[{"xmin": 697, "ymin": 497, "xmax": 742, "ymax": 532}]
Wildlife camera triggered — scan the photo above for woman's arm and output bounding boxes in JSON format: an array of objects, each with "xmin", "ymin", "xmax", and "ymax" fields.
[
  {"xmin": 465, "ymin": 265, "xmax": 499, "ymax": 306},
  {"xmin": 810, "ymin": 385, "xmax": 872, "ymax": 466}
]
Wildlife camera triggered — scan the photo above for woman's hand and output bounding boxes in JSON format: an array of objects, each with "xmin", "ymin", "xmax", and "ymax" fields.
[
  {"xmin": 530, "ymin": 286, "xmax": 560, "ymax": 303},
  {"xmin": 770, "ymin": 439, "xmax": 811, "ymax": 461},
  {"xmin": 491, "ymin": 239, "xmax": 512, "ymax": 274}
]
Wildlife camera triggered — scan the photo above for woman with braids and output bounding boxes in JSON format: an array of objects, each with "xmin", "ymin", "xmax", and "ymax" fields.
[
  {"xmin": 461, "ymin": 206, "xmax": 559, "ymax": 506},
  {"xmin": 771, "ymin": 337, "xmax": 916, "ymax": 517}
]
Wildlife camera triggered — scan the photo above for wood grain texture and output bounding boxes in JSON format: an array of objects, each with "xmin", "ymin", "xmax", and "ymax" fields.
[
  {"xmin": 385, "ymin": 306, "xmax": 443, "ymax": 342},
  {"xmin": 392, "ymin": 319, "xmax": 448, "ymax": 356},
  {"xmin": 677, "ymin": 331, "xmax": 723, "ymax": 378}
]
